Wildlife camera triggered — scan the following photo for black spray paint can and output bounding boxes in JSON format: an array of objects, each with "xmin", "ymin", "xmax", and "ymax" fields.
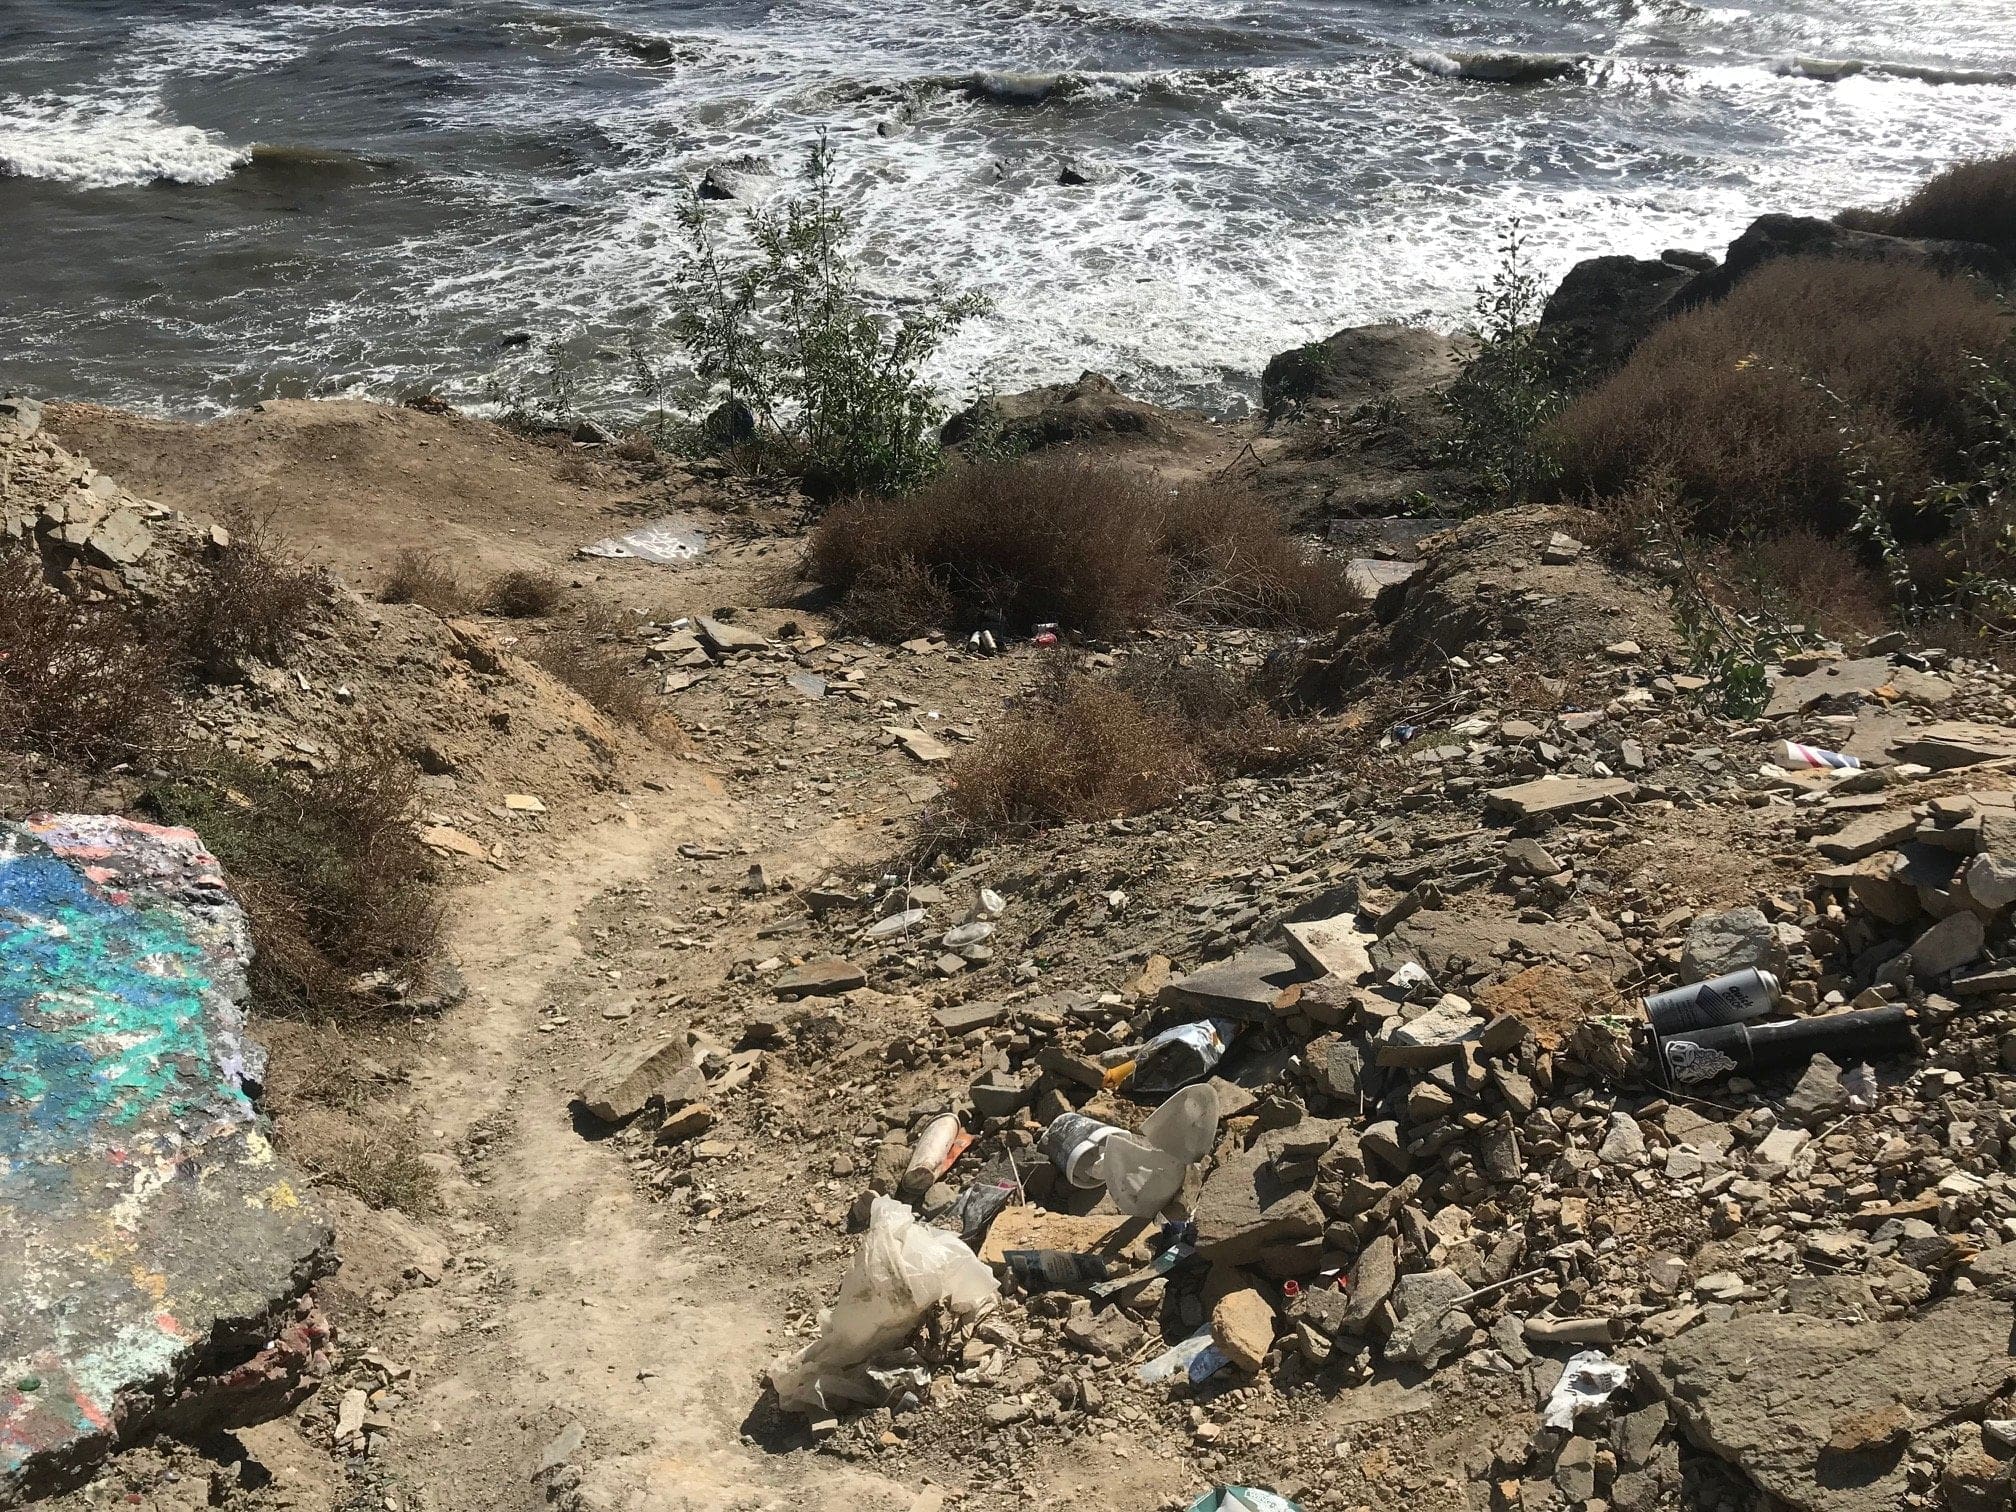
[
  {"xmin": 1657, "ymin": 1005, "xmax": 1915, "ymax": 1087},
  {"xmin": 1644, "ymin": 969, "xmax": 1781, "ymax": 1035}
]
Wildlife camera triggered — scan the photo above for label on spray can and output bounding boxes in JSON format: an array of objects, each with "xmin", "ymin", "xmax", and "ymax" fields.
[
  {"xmin": 1041, "ymin": 1112, "xmax": 1119, "ymax": 1188},
  {"xmin": 1002, "ymin": 1248, "xmax": 1112, "ymax": 1291},
  {"xmin": 1644, "ymin": 969, "xmax": 1781, "ymax": 1035},
  {"xmin": 1662, "ymin": 1036, "xmax": 1742, "ymax": 1084}
]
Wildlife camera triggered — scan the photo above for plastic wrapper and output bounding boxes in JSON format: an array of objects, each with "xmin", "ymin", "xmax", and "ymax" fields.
[
  {"xmin": 1131, "ymin": 1018, "xmax": 1236, "ymax": 1097},
  {"xmin": 1541, "ymin": 1349, "xmax": 1630, "ymax": 1430},
  {"xmin": 1100, "ymin": 1083, "xmax": 1220, "ymax": 1216},
  {"xmin": 768, "ymin": 1196, "xmax": 999, "ymax": 1413},
  {"xmin": 1188, "ymin": 1491, "xmax": 1304, "ymax": 1512}
]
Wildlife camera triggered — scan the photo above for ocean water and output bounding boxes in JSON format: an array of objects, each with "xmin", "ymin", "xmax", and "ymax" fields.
[{"xmin": 3, "ymin": 0, "xmax": 2014, "ymax": 418}]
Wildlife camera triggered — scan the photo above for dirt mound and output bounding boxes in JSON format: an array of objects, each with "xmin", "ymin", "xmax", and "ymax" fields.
[{"xmin": 44, "ymin": 399, "xmax": 665, "ymax": 589}]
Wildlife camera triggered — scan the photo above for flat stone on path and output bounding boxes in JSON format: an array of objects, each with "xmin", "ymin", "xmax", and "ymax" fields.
[
  {"xmin": 1485, "ymin": 777, "xmax": 1635, "ymax": 820},
  {"xmin": 885, "ymin": 726, "xmax": 954, "ymax": 764},
  {"xmin": 1893, "ymin": 721, "xmax": 2016, "ymax": 771},
  {"xmin": 1279, "ymin": 913, "xmax": 1376, "ymax": 983},
  {"xmin": 578, "ymin": 1040, "xmax": 707, "ymax": 1123},
  {"xmin": 1814, "ymin": 811, "xmax": 1918, "ymax": 862},
  {"xmin": 697, "ymin": 615, "xmax": 770, "ymax": 653},
  {"xmin": 1, "ymin": 816, "xmax": 331, "ymax": 1501},
  {"xmin": 773, "ymin": 956, "xmax": 867, "ymax": 998}
]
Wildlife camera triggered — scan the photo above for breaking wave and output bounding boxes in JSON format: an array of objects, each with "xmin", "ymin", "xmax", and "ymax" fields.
[{"xmin": 0, "ymin": 97, "xmax": 247, "ymax": 188}]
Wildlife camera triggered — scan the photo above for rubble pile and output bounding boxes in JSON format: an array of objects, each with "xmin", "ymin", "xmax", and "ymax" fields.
[{"xmin": 588, "ymin": 516, "xmax": 2016, "ymax": 1511}]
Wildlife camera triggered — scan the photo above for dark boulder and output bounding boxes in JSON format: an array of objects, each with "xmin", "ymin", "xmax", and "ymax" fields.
[
  {"xmin": 941, "ymin": 371, "xmax": 1176, "ymax": 452},
  {"xmin": 1672, "ymin": 213, "xmax": 2016, "ymax": 312},
  {"xmin": 1260, "ymin": 323, "xmax": 1460, "ymax": 418},
  {"xmin": 1538, "ymin": 255, "xmax": 1697, "ymax": 380}
]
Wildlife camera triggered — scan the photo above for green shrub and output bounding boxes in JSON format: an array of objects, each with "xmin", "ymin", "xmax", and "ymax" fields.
[
  {"xmin": 671, "ymin": 134, "xmax": 989, "ymax": 500},
  {"xmin": 1437, "ymin": 222, "xmax": 1566, "ymax": 498}
]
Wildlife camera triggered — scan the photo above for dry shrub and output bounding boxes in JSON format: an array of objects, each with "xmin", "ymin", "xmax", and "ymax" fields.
[
  {"xmin": 532, "ymin": 612, "xmax": 657, "ymax": 737},
  {"xmin": 380, "ymin": 549, "xmax": 468, "ymax": 615},
  {"xmin": 485, "ymin": 568, "xmax": 567, "ymax": 618},
  {"xmin": 1732, "ymin": 529, "xmax": 1893, "ymax": 637},
  {"xmin": 947, "ymin": 653, "xmax": 1320, "ymax": 837},
  {"xmin": 1847, "ymin": 151, "xmax": 2016, "ymax": 257},
  {"xmin": 166, "ymin": 518, "xmax": 326, "ymax": 675},
  {"xmin": 145, "ymin": 746, "xmax": 442, "ymax": 1019},
  {"xmin": 0, "ymin": 549, "xmax": 181, "ymax": 767},
  {"xmin": 1547, "ymin": 257, "xmax": 2014, "ymax": 537},
  {"xmin": 806, "ymin": 458, "xmax": 1357, "ymax": 640}
]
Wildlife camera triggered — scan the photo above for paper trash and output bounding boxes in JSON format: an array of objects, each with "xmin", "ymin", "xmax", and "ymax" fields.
[{"xmin": 1541, "ymin": 1348, "xmax": 1630, "ymax": 1430}]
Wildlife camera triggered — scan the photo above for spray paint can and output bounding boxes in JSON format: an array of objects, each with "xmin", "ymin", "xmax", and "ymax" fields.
[
  {"xmin": 1041, "ymin": 1112, "xmax": 1119, "ymax": 1188},
  {"xmin": 1657, "ymin": 1005, "xmax": 1915, "ymax": 1087},
  {"xmin": 1644, "ymin": 969, "xmax": 1782, "ymax": 1036}
]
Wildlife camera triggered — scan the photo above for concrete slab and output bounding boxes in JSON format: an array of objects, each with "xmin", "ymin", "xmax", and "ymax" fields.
[{"xmin": 1, "ymin": 815, "xmax": 331, "ymax": 1501}]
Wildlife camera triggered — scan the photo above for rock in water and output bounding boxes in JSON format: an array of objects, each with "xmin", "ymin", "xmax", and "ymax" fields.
[{"xmin": 1, "ymin": 816, "xmax": 332, "ymax": 1500}]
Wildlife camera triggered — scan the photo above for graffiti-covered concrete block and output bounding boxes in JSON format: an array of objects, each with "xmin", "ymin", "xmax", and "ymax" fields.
[{"xmin": 1, "ymin": 815, "xmax": 333, "ymax": 1502}]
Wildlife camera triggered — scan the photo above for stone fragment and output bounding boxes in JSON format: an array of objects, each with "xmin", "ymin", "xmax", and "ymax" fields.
[
  {"xmin": 1647, "ymin": 1278, "xmax": 2016, "ymax": 1512},
  {"xmin": 1783, "ymin": 1054, "xmax": 1849, "ymax": 1126},
  {"xmin": 1814, "ymin": 812, "xmax": 1918, "ymax": 862},
  {"xmin": 1756, "ymin": 1126, "xmax": 1810, "ymax": 1166},
  {"xmin": 1159, "ymin": 947, "xmax": 1305, "ymax": 1019},
  {"xmin": 1062, "ymin": 1301, "xmax": 1143, "ymax": 1359},
  {"xmin": 1910, "ymin": 912, "xmax": 1985, "ymax": 978},
  {"xmin": 579, "ymin": 1041, "xmax": 706, "ymax": 1123},
  {"xmin": 654, "ymin": 1103, "xmax": 715, "ymax": 1143},
  {"xmin": 1680, "ymin": 905, "xmax": 1787, "ymax": 983},
  {"xmin": 1475, "ymin": 965, "xmax": 1594, "ymax": 1052},
  {"xmin": 1555, "ymin": 1436, "xmax": 1599, "ymax": 1501},
  {"xmin": 1485, "ymin": 776, "xmax": 1635, "ymax": 820},
  {"xmin": 697, "ymin": 614, "xmax": 769, "ymax": 652},
  {"xmin": 1541, "ymin": 531, "xmax": 1584, "ymax": 565},
  {"xmin": 1964, "ymin": 853, "xmax": 2016, "ymax": 912},
  {"xmin": 1598, "ymin": 1111, "xmax": 1647, "ymax": 1166},
  {"xmin": 1210, "ymin": 1284, "xmax": 1278, "ymax": 1372},
  {"xmin": 1502, "ymin": 837, "xmax": 1562, "ymax": 877},
  {"xmin": 1339, "ymin": 1234, "xmax": 1396, "ymax": 1332},
  {"xmin": 1376, "ymin": 995, "xmax": 1485, "ymax": 1067},
  {"xmin": 1192, "ymin": 1142, "xmax": 1325, "ymax": 1265},
  {"xmin": 932, "ymin": 1000, "xmax": 1007, "ymax": 1036},
  {"xmin": 774, "ymin": 957, "xmax": 867, "ymax": 998},
  {"xmin": 885, "ymin": 726, "xmax": 954, "ymax": 764},
  {"xmin": 1383, "ymin": 1268, "xmax": 1473, "ymax": 1367}
]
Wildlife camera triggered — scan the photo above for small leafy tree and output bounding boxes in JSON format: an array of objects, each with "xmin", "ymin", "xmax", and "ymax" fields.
[
  {"xmin": 672, "ymin": 133, "xmax": 990, "ymax": 499},
  {"xmin": 1438, "ymin": 220, "xmax": 1565, "ymax": 500}
]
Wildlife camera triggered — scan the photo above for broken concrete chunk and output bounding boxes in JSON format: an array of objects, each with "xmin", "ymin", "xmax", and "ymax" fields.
[
  {"xmin": 1279, "ymin": 913, "xmax": 1376, "ymax": 983},
  {"xmin": 1376, "ymin": 995, "xmax": 1485, "ymax": 1067}
]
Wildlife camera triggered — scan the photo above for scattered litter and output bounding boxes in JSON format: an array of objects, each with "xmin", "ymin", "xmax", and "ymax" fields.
[
  {"xmin": 1642, "ymin": 968, "xmax": 1780, "ymax": 1035},
  {"xmin": 768, "ymin": 1197, "xmax": 997, "ymax": 1413},
  {"xmin": 1657, "ymin": 1005, "xmax": 1916, "ymax": 1086},
  {"xmin": 1772, "ymin": 739, "xmax": 1861, "ymax": 771},
  {"xmin": 943, "ymin": 921, "xmax": 995, "ymax": 949},
  {"xmin": 866, "ymin": 908, "xmax": 929, "ymax": 940},
  {"xmin": 1139, "ymin": 1327, "xmax": 1231, "ymax": 1386},
  {"xmin": 1540, "ymin": 1349, "xmax": 1630, "ymax": 1430},
  {"xmin": 901, "ymin": 1112, "xmax": 970, "ymax": 1197},
  {"xmin": 578, "ymin": 519, "xmax": 707, "ymax": 563},
  {"xmin": 1130, "ymin": 1019, "xmax": 1236, "ymax": 1097},
  {"xmin": 1187, "ymin": 1490, "xmax": 1304, "ymax": 1512},
  {"xmin": 1002, "ymin": 1248, "xmax": 1112, "ymax": 1290}
]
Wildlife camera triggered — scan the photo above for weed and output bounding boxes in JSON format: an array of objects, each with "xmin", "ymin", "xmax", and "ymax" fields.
[
  {"xmin": 145, "ymin": 746, "xmax": 442, "ymax": 1019},
  {"xmin": 485, "ymin": 569, "xmax": 567, "ymax": 618},
  {"xmin": 1843, "ymin": 150, "xmax": 2016, "ymax": 257},
  {"xmin": 671, "ymin": 132, "xmax": 990, "ymax": 500},
  {"xmin": 805, "ymin": 458, "xmax": 1357, "ymax": 640},
  {"xmin": 532, "ymin": 619, "xmax": 663, "ymax": 733},
  {"xmin": 380, "ymin": 549, "xmax": 468, "ymax": 616},
  {"xmin": 310, "ymin": 1122, "xmax": 439, "ymax": 1214}
]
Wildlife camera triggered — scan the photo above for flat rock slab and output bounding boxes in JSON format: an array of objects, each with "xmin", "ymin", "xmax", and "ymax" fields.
[
  {"xmin": 1158, "ymin": 946, "xmax": 1309, "ymax": 1020},
  {"xmin": 1, "ymin": 816, "xmax": 331, "ymax": 1501},
  {"xmin": 1485, "ymin": 777, "xmax": 1636, "ymax": 820},
  {"xmin": 1814, "ymin": 811, "xmax": 1917, "ymax": 862},
  {"xmin": 1765, "ymin": 656, "xmax": 1952, "ymax": 719},
  {"xmin": 773, "ymin": 956, "xmax": 867, "ymax": 998},
  {"xmin": 977, "ymin": 1208, "xmax": 1136, "ymax": 1266},
  {"xmin": 1648, "ymin": 1263, "xmax": 2016, "ymax": 1512},
  {"xmin": 696, "ymin": 615, "xmax": 769, "ymax": 652},
  {"xmin": 577, "ymin": 1039, "xmax": 705, "ymax": 1123},
  {"xmin": 1280, "ymin": 914, "xmax": 1376, "ymax": 983},
  {"xmin": 1892, "ymin": 721, "xmax": 2016, "ymax": 771}
]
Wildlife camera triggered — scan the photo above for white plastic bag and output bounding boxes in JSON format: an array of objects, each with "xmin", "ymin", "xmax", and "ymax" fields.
[
  {"xmin": 769, "ymin": 1196, "xmax": 999, "ymax": 1413},
  {"xmin": 1541, "ymin": 1348, "xmax": 1629, "ymax": 1430}
]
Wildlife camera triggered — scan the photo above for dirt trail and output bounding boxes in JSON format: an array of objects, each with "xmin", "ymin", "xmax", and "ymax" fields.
[{"xmin": 380, "ymin": 776, "xmax": 937, "ymax": 1512}]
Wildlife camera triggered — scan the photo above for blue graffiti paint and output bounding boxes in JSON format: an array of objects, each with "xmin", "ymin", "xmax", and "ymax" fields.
[{"xmin": 0, "ymin": 828, "xmax": 249, "ymax": 1199}]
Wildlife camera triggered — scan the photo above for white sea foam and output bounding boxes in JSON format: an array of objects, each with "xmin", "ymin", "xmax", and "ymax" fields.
[{"xmin": 0, "ymin": 97, "xmax": 247, "ymax": 187}]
